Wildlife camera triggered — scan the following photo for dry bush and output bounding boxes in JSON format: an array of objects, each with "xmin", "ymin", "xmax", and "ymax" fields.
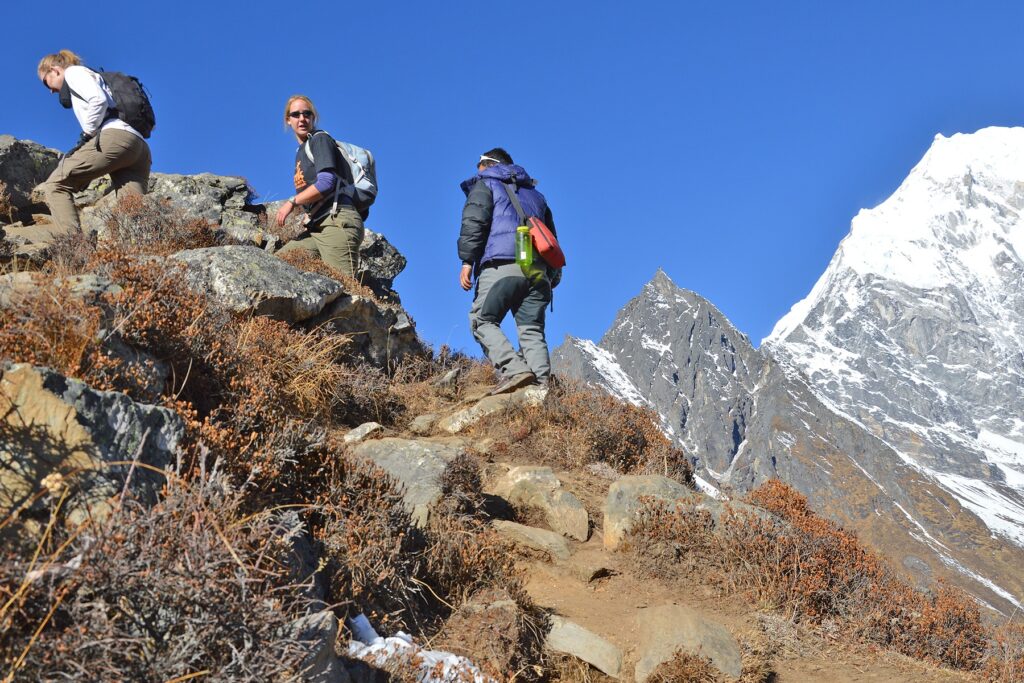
[
  {"xmin": 44, "ymin": 228, "xmax": 97, "ymax": 276},
  {"xmin": 437, "ymin": 586, "xmax": 546, "ymax": 682},
  {"xmin": 278, "ymin": 248, "xmax": 379, "ymax": 300},
  {"xmin": 0, "ymin": 181, "xmax": 14, "ymax": 224},
  {"xmin": 0, "ymin": 276, "xmax": 103, "ymax": 374},
  {"xmin": 389, "ymin": 346, "xmax": 494, "ymax": 418},
  {"xmin": 317, "ymin": 458, "xmax": 426, "ymax": 629},
  {"xmin": 647, "ymin": 649, "xmax": 720, "ymax": 682},
  {"xmin": 99, "ymin": 192, "xmax": 219, "ymax": 254},
  {"xmin": 477, "ymin": 378, "xmax": 693, "ymax": 483},
  {"xmin": 984, "ymin": 620, "xmax": 1024, "ymax": 682},
  {"xmin": 438, "ymin": 452, "xmax": 485, "ymax": 516},
  {"xmin": 622, "ymin": 480, "xmax": 989, "ymax": 672},
  {"xmin": 423, "ymin": 512, "xmax": 519, "ymax": 610},
  {"xmin": 0, "ymin": 472, "xmax": 317, "ymax": 682},
  {"xmin": 547, "ymin": 653, "xmax": 619, "ymax": 682}
]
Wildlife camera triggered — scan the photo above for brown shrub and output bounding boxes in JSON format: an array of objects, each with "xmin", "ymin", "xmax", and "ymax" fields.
[
  {"xmin": 437, "ymin": 451, "xmax": 485, "ymax": 516},
  {"xmin": 0, "ymin": 472, "xmax": 317, "ymax": 682},
  {"xmin": 984, "ymin": 619, "xmax": 1024, "ymax": 682},
  {"xmin": 99, "ymin": 192, "xmax": 219, "ymax": 254},
  {"xmin": 0, "ymin": 181, "xmax": 14, "ymax": 224},
  {"xmin": 477, "ymin": 378, "xmax": 693, "ymax": 483},
  {"xmin": 278, "ymin": 248, "xmax": 379, "ymax": 300},
  {"xmin": 44, "ymin": 229, "xmax": 98, "ymax": 276},
  {"xmin": 647, "ymin": 648, "xmax": 720, "ymax": 682},
  {"xmin": 0, "ymin": 276, "xmax": 103, "ymax": 374},
  {"xmin": 623, "ymin": 479, "xmax": 989, "ymax": 672}
]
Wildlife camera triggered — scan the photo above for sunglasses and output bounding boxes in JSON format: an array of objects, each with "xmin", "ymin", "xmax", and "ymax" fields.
[{"xmin": 288, "ymin": 110, "xmax": 314, "ymax": 119}]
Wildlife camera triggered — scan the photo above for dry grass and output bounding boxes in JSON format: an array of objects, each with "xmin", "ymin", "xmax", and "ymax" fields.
[
  {"xmin": 474, "ymin": 378, "xmax": 694, "ymax": 484},
  {"xmin": 0, "ymin": 469, "xmax": 317, "ymax": 682},
  {"xmin": 98, "ymin": 192, "xmax": 218, "ymax": 254},
  {"xmin": 647, "ymin": 649, "xmax": 720, "ymax": 682},
  {"xmin": 0, "ymin": 181, "xmax": 15, "ymax": 224},
  {"xmin": 278, "ymin": 248, "xmax": 379, "ymax": 300},
  {"xmin": 623, "ymin": 480, "xmax": 992, "ymax": 674}
]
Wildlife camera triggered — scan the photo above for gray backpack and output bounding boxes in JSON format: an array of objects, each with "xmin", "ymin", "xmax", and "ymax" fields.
[{"xmin": 304, "ymin": 131, "xmax": 377, "ymax": 218}]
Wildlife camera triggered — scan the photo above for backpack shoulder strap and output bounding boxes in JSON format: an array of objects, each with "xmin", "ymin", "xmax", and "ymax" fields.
[{"xmin": 502, "ymin": 181, "xmax": 529, "ymax": 224}]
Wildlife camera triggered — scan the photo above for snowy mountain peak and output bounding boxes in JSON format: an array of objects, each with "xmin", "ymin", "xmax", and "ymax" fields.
[
  {"xmin": 768, "ymin": 126, "xmax": 1024, "ymax": 344},
  {"xmin": 764, "ymin": 125, "xmax": 1024, "ymax": 550}
]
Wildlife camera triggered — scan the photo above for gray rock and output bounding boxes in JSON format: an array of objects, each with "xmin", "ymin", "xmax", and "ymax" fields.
[
  {"xmin": 309, "ymin": 293, "xmax": 424, "ymax": 369},
  {"xmin": 349, "ymin": 438, "xmax": 464, "ymax": 526},
  {"xmin": 357, "ymin": 228, "xmax": 407, "ymax": 301},
  {"xmin": 343, "ymin": 422, "xmax": 382, "ymax": 444},
  {"xmin": 0, "ymin": 363, "xmax": 183, "ymax": 527},
  {"xmin": 172, "ymin": 245, "xmax": 343, "ymax": 323},
  {"xmin": 77, "ymin": 172, "xmax": 258, "ymax": 236},
  {"xmin": 634, "ymin": 605, "xmax": 742, "ymax": 681},
  {"xmin": 409, "ymin": 414, "xmax": 438, "ymax": 435},
  {"xmin": 0, "ymin": 136, "xmax": 59, "ymax": 213},
  {"xmin": 492, "ymin": 520, "xmax": 571, "ymax": 561},
  {"xmin": 490, "ymin": 466, "xmax": 589, "ymax": 541},
  {"xmin": 291, "ymin": 610, "xmax": 351, "ymax": 683},
  {"xmin": 437, "ymin": 386, "xmax": 548, "ymax": 434},
  {"xmin": 546, "ymin": 616, "xmax": 622, "ymax": 679},
  {"xmin": 603, "ymin": 475, "xmax": 692, "ymax": 550}
]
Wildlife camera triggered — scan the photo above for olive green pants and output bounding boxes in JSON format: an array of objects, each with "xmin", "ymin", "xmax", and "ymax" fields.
[
  {"xmin": 38, "ymin": 128, "xmax": 151, "ymax": 233},
  {"xmin": 278, "ymin": 205, "xmax": 364, "ymax": 277}
]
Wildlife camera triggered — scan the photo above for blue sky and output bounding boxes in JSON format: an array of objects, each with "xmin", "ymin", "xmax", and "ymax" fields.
[{"xmin": 4, "ymin": 1, "xmax": 1023, "ymax": 356}]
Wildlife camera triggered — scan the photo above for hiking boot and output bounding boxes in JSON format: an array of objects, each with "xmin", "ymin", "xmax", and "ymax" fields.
[{"xmin": 488, "ymin": 371, "xmax": 537, "ymax": 396}]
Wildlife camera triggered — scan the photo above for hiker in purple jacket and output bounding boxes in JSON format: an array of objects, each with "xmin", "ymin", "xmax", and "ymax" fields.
[{"xmin": 458, "ymin": 148, "xmax": 558, "ymax": 395}]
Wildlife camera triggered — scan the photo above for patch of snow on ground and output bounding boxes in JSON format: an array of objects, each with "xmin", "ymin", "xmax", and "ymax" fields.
[
  {"xmin": 641, "ymin": 334, "xmax": 673, "ymax": 356},
  {"xmin": 695, "ymin": 475, "xmax": 722, "ymax": 499}
]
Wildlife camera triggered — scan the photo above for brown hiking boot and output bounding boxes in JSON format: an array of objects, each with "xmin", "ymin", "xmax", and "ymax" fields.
[{"xmin": 488, "ymin": 371, "xmax": 537, "ymax": 396}]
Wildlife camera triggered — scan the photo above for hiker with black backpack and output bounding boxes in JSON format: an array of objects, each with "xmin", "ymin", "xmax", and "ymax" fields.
[
  {"xmin": 458, "ymin": 148, "xmax": 563, "ymax": 396},
  {"xmin": 276, "ymin": 95, "xmax": 375, "ymax": 278},
  {"xmin": 37, "ymin": 50, "xmax": 154, "ymax": 234}
]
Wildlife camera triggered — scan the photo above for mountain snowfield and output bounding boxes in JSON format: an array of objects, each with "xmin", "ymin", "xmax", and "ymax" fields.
[
  {"xmin": 553, "ymin": 126, "xmax": 1024, "ymax": 612},
  {"xmin": 765, "ymin": 126, "xmax": 1024, "ymax": 548}
]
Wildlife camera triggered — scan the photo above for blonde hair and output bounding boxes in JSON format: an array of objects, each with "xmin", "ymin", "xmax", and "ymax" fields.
[
  {"xmin": 37, "ymin": 50, "xmax": 83, "ymax": 79},
  {"xmin": 283, "ymin": 95, "xmax": 318, "ymax": 130}
]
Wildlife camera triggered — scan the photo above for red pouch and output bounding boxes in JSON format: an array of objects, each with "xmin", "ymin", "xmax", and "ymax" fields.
[{"xmin": 527, "ymin": 216, "xmax": 566, "ymax": 269}]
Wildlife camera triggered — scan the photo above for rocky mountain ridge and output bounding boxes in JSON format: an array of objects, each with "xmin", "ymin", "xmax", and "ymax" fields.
[{"xmin": 554, "ymin": 127, "xmax": 1024, "ymax": 616}]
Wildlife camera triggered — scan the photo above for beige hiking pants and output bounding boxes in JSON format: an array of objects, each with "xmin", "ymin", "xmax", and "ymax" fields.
[
  {"xmin": 38, "ymin": 128, "xmax": 151, "ymax": 233},
  {"xmin": 278, "ymin": 205, "xmax": 364, "ymax": 277}
]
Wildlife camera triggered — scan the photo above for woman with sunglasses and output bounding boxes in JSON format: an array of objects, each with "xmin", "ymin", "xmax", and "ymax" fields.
[
  {"xmin": 36, "ymin": 50, "xmax": 151, "ymax": 234},
  {"xmin": 276, "ymin": 95, "xmax": 364, "ymax": 277}
]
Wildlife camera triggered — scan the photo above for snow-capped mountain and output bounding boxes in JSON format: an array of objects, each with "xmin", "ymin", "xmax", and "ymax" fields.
[
  {"xmin": 765, "ymin": 126, "xmax": 1024, "ymax": 547},
  {"xmin": 553, "ymin": 127, "xmax": 1024, "ymax": 614}
]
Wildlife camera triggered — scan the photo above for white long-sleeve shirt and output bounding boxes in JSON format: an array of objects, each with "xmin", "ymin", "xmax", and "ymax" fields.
[{"xmin": 63, "ymin": 65, "xmax": 142, "ymax": 139}]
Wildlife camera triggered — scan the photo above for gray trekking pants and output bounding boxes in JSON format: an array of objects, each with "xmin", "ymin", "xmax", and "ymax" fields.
[{"xmin": 469, "ymin": 261, "xmax": 551, "ymax": 381}]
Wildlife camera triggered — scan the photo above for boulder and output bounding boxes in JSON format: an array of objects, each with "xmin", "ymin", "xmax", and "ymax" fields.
[
  {"xmin": 309, "ymin": 293, "xmax": 423, "ymax": 368},
  {"xmin": 0, "ymin": 364, "xmax": 183, "ymax": 528},
  {"xmin": 78, "ymin": 172, "xmax": 259, "ymax": 237},
  {"xmin": 409, "ymin": 414, "xmax": 438, "ymax": 435},
  {"xmin": 603, "ymin": 475, "xmax": 692, "ymax": 550},
  {"xmin": 349, "ymin": 438, "xmax": 464, "ymax": 526},
  {"xmin": 0, "ymin": 136, "xmax": 59, "ymax": 214},
  {"xmin": 172, "ymin": 245, "xmax": 343, "ymax": 323},
  {"xmin": 490, "ymin": 466, "xmax": 589, "ymax": 541},
  {"xmin": 437, "ymin": 386, "xmax": 547, "ymax": 434},
  {"xmin": 634, "ymin": 605, "xmax": 742, "ymax": 681},
  {"xmin": 343, "ymin": 422, "xmax": 383, "ymax": 444},
  {"xmin": 492, "ymin": 520, "xmax": 571, "ymax": 561},
  {"xmin": 546, "ymin": 616, "xmax": 623, "ymax": 679},
  {"xmin": 357, "ymin": 228, "xmax": 406, "ymax": 301}
]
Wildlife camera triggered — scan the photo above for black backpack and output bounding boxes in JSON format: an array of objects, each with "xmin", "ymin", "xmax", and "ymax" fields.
[{"xmin": 98, "ymin": 70, "xmax": 156, "ymax": 139}]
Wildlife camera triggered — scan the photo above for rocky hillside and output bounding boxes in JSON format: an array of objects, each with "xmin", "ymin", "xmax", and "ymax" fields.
[
  {"xmin": 554, "ymin": 128, "xmax": 1024, "ymax": 617},
  {"xmin": 2, "ymin": 134, "xmax": 1022, "ymax": 682}
]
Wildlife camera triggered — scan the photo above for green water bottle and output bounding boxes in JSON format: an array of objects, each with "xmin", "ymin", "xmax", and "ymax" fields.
[{"xmin": 515, "ymin": 225, "xmax": 533, "ymax": 269}]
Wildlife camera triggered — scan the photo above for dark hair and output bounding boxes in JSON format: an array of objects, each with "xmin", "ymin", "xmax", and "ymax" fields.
[{"xmin": 479, "ymin": 147, "xmax": 513, "ymax": 168}]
